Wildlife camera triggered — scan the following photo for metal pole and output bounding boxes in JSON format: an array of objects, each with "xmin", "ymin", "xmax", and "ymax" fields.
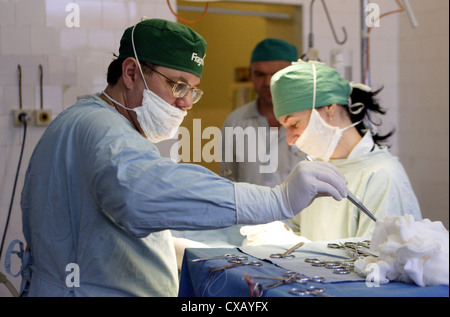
[{"xmin": 361, "ymin": 0, "xmax": 370, "ymax": 85}]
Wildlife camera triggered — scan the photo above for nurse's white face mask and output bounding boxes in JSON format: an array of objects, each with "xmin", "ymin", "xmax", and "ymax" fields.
[
  {"xmin": 294, "ymin": 64, "xmax": 359, "ymax": 161},
  {"xmin": 103, "ymin": 23, "xmax": 187, "ymax": 143}
]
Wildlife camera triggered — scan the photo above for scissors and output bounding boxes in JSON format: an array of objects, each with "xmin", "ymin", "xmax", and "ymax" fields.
[
  {"xmin": 270, "ymin": 242, "xmax": 305, "ymax": 258},
  {"xmin": 305, "ymin": 154, "xmax": 377, "ymax": 222},
  {"xmin": 209, "ymin": 258, "xmax": 263, "ymax": 273}
]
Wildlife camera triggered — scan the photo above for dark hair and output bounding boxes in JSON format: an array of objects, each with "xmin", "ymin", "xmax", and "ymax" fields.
[
  {"xmin": 346, "ymin": 86, "xmax": 394, "ymax": 147},
  {"xmin": 106, "ymin": 58, "xmax": 154, "ymax": 85}
]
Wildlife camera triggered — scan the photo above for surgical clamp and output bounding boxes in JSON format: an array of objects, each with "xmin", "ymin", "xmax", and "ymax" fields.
[
  {"xmin": 270, "ymin": 242, "xmax": 305, "ymax": 258},
  {"xmin": 289, "ymin": 286, "xmax": 332, "ymax": 297},
  {"xmin": 209, "ymin": 259, "xmax": 262, "ymax": 273}
]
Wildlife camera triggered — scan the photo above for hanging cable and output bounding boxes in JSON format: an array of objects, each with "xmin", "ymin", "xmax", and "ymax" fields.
[
  {"xmin": 167, "ymin": 0, "xmax": 209, "ymax": 24},
  {"xmin": 0, "ymin": 115, "xmax": 27, "ymax": 263},
  {"xmin": 0, "ymin": 112, "xmax": 27, "ymax": 297}
]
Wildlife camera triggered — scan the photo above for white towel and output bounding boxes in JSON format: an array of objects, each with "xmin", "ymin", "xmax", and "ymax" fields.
[{"xmin": 354, "ymin": 214, "xmax": 449, "ymax": 287}]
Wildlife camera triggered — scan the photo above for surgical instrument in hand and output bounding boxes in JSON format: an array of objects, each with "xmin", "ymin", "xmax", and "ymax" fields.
[
  {"xmin": 270, "ymin": 242, "xmax": 305, "ymax": 258},
  {"xmin": 305, "ymin": 154, "xmax": 377, "ymax": 222}
]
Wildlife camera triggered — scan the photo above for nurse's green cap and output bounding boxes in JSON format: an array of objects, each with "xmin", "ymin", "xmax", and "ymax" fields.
[
  {"xmin": 251, "ymin": 38, "xmax": 298, "ymax": 63},
  {"xmin": 271, "ymin": 61, "xmax": 351, "ymax": 119},
  {"xmin": 118, "ymin": 19, "xmax": 207, "ymax": 78}
]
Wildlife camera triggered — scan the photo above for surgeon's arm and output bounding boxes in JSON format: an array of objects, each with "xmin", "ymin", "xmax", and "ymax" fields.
[{"xmin": 235, "ymin": 161, "xmax": 348, "ymax": 224}]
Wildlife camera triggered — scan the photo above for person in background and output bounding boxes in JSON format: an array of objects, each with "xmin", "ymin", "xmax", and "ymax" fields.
[
  {"xmin": 14, "ymin": 20, "xmax": 348, "ymax": 296},
  {"xmin": 172, "ymin": 39, "xmax": 306, "ymax": 249},
  {"xmin": 220, "ymin": 38, "xmax": 305, "ymax": 186},
  {"xmin": 271, "ymin": 60, "xmax": 421, "ymax": 241}
]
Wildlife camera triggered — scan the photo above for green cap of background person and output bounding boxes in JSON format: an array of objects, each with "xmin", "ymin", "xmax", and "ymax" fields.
[
  {"xmin": 251, "ymin": 38, "xmax": 298, "ymax": 63},
  {"xmin": 271, "ymin": 61, "xmax": 351, "ymax": 119},
  {"xmin": 118, "ymin": 19, "xmax": 207, "ymax": 78}
]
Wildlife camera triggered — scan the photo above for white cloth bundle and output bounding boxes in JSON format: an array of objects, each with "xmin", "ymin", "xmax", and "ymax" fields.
[
  {"xmin": 354, "ymin": 214, "xmax": 449, "ymax": 287},
  {"xmin": 240, "ymin": 221, "xmax": 311, "ymax": 246}
]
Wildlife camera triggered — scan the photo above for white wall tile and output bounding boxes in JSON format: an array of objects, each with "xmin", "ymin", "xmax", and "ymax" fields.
[
  {"xmin": 59, "ymin": 27, "xmax": 88, "ymax": 53},
  {"xmin": 102, "ymin": 1, "xmax": 131, "ymax": 30},
  {"xmin": 0, "ymin": 1, "xmax": 15, "ymax": 25},
  {"xmin": 16, "ymin": 0, "xmax": 46, "ymax": 26},
  {"xmin": 0, "ymin": 26, "xmax": 31, "ymax": 55},
  {"xmin": 78, "ymin": 0, "xmax": 102, "ymax": 29},
  {"xmin": 47, "ymin": 55, "xmax": 77, "ymax": 86},
  {"xmin": 31, "ymin": 26, "xmax": 60, "ymax": 55},
  {"xmin": 45, "ymin": 0, "xmax": 68, "ymax": 28}
]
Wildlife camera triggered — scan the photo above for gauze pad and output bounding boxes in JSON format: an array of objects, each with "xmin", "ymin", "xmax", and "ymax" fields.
[{"xmin": 354, "ymin": 214, "xmax": 449, "ymax": 287}]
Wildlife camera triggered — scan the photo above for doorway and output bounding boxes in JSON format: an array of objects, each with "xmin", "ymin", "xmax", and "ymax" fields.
[{"xmin": 175, "ymin": 1, "xmax": 302, "ymax": 174}]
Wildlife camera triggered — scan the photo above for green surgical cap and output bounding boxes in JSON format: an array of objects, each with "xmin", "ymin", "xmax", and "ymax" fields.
[
  {"xmin": 118, "ymin": 19, "xmax": 207, "ymax": 78},
  {"xmin": 251, "ymin": 38, "xmax": 298, "ymax": 63},
  {"xmin": 271, "ymin": 61, "xmax": 351, "ymax": 119}
]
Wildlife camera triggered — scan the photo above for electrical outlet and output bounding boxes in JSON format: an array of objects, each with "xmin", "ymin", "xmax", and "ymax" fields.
[
  {"xmin": 13, "ymin": 109, "xmax": 33, "ymax": 126},
  {"xmin": 34, "ymin": 109, "xmax": 52, "ymax": 126}
]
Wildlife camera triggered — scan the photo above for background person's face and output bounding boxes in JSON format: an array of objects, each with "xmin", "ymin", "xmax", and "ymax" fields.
[{"xmin": 251, "ymin": 60, "xmax": 291, "ymax": 105}]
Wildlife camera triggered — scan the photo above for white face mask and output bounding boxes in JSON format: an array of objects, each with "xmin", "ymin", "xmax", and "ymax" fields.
[
  {"xmin": 102, "ymin": 22, "xmax": 187, "ymax": 143},
  {"xmin": 294, "ymin": 63, "xmax": 359, "ymax": 161},
  {"xmin": 294, "ymin": 109, "xmax": 359, "ymax": 161},
  {"xmin": 103, "ymin": 89, "xmax": 187, "ymax": 143}
]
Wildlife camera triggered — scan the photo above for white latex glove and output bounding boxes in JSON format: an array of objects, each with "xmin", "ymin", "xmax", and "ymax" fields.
[
  {"xmin": 278, "ymin": 161, "xmax": 348, "ymax": 217},
  {"xmin": 234, "ymin": 161, "xmax": 347, "ymax": 224}
]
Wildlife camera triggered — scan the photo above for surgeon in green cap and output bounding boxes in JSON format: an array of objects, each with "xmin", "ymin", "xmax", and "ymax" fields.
[
  {"xmin": 18, "ymin": 21, "xmax": 349, "ymax": 296},
  {"xmin": 271, "ymin": 60, "xmax": 422, "ymax": 241}
]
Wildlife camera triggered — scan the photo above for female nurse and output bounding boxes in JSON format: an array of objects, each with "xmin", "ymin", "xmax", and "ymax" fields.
[{"xmin": 270, "ymin": 60, "xmax": 422, "ymax": 241}]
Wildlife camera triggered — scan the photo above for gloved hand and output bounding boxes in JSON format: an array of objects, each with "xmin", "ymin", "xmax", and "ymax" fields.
[
  {"xmin": 278, "ymin": 161, "xmax": 348, "ymax": 217},
  {"xmin": 234, "ymin": 161, "xmax": 347, "ymax": 225}
]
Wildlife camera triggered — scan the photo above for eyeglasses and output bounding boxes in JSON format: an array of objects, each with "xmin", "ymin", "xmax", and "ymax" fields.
[{"xmin": 148, "ymin": 66, "xmax": 203, "ymax": 104}]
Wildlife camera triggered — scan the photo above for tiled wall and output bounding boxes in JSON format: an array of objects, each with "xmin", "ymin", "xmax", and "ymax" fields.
[
  {"xmin": 397, "ymin": 0, "xmax": 449, "ymax": 228},
  {"xmin": 0, "ymin": 0, "xmax": 448, "ymax": 296},
  {"xmin": 0, "ymin": 0, "xmax": 175, "ymax": 297}
]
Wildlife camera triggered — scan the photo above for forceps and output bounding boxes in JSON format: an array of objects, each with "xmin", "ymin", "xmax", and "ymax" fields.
[
  {"xmin": 209, "ymin": 258, "xmax": 262, "ymax": 273},
  {"xmin": 305, "ymin": 154, "xmax": 377, "ymax": 222},
  {"xmin": 270, "ymin": 242, "xmax": 305, "ymax": 258}
]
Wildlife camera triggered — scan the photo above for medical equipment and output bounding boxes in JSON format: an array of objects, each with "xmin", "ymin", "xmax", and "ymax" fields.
[
  {"xmin": 270, "ymin": 242, "xmax": 304, "ymax": 258},
  {"xmin": 328, "ymin": 240, "xmax": 374, "ymax": 257},
  {"xmin": 303, "ymin": 0, "xmax": 348, "ymax": 61},
  {"xmin": 191, "ymin": 254, "xmax": 247, "ymax": 262},
  {"xmin": 306, "ymin": 154, "xmax": 377, "ymax": 222},
  {"xmin": 304, "ymin": 240, "xmax": 377, "ymax": 275},
  {"xmin": 305, "ymin": 257, "xmax": 354, "ymax": 275},
  {"xmin": 289, "ymin": 286, "xmax": 331, "ymax": 297},
  {"xmin": 243, "ymin": 271, "xmax": 330, "ymax": 297},
  {"xmin": 209, "ymin": 259, "xmax": 263, "ymax": 273}
]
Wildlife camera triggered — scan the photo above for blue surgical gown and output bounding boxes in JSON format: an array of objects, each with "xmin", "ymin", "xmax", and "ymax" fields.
[{"xmin": 20, "ymin": 95, "xmax": 239, "ymax": 296}]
